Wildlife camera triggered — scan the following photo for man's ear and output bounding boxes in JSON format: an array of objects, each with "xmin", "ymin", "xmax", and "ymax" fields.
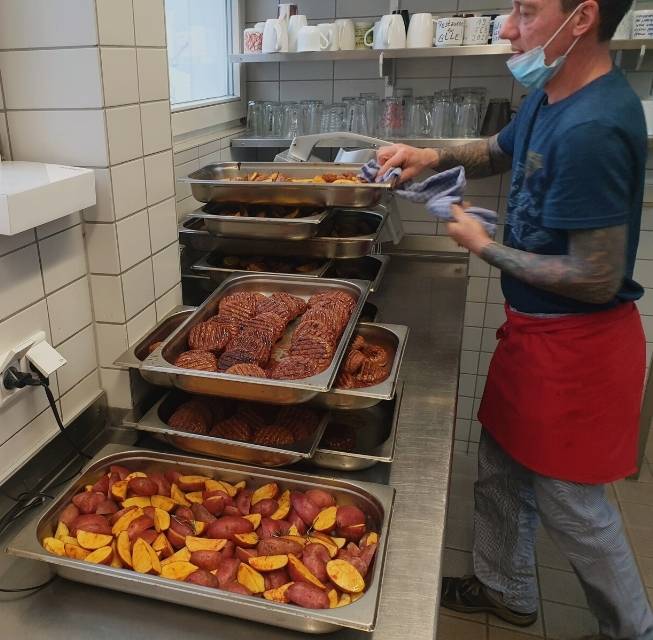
[{"xmin": 572, "ymin": 0, "xmax": 600, "ymax": 38}]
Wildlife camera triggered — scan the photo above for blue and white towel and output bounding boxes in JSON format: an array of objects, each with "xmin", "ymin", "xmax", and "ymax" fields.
[{"xmin": 359, "ymin": 159, "xmax": 498, "ymax": 236}]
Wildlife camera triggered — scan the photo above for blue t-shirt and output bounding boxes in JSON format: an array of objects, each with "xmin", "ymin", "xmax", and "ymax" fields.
[{"xmin": 497, "ymin": 67, "xmax": 646, "ymax": 314}]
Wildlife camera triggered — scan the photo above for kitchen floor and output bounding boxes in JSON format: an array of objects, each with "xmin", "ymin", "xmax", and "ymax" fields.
[{"xmin": 438, "ymin": 449, "xmax": 653, "ymax": 639}]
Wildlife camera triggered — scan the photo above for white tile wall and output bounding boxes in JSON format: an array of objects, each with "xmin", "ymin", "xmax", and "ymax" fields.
[
  {"xmin": 116, "ymin": 209, "xmax": 152, "ymax": 270},
  {"xmin": 96, "ymin": 0, "xmax": 135, "ymax": 46},
  {"xmin": 152, "ymin": 242, "xmax": 181, "ymax": 298},
  {"xmin": 133, "ymin": 0, "xmax": 167, "ymax": 47},
  {"xmin": 155, "ymin": 283, "xmax": 183, "ymax": 320},
  {"xmin": 122, "ymin": 258, "xmax": 155, "ymax": 319},
  {"xmin": 141, "ymin": 101, "xmax": 173, "ymax": 155},
  {"xmin": 46, "ymin": 277, "xmax": 94, "ymax": 346},
  {"xmin": 106, "ymin": 105, "xmax": 144, "ymax": 164},
  {"xmin": 144, "ymin": 150, "xmax": 175, "ymax": 205},
  {"xmin": 0, "ymin": 245, "xmax": 45, "ymax": 322},
  {"xmin": 137, "ymin": 48, "xmax": 170, "ymax": 102},
  {"xmin": 111, "ymin": 159, "xmax": 148, "ymax": 219},
  {"xmin": 95, "ymin": 322, "xmax": 129, "ymax": 370},
  {"xmin": 101, "ymin": 47, "xmax": 140, "ymax": 107}
]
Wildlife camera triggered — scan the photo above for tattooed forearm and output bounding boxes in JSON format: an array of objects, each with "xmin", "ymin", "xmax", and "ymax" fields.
[
  {"xmin": 480, "ymin": 225, "xmax": 627, "ymax": 304},
  {"xmin": 437, "ymin": 135, "xmax": 512, "ymax": 178}
]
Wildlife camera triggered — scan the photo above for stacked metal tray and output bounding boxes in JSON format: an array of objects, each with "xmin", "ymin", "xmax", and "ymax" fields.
[
  {"xmin": 6, "ymin": 444, "xmax": 394, "ymax": 634},
  {"xmin": 141, "ymin": 273, "xmax": 370, "ymax": 404},
  {"xmin": 131, "ymin": 390, "xmax": 329, "ymax": 467},
  {"xmin": 312, "ymin": 382, "xmax": 404, "ymax": 471},
  {"xmin": 181, "ymin": 162, "xmax": 391, "ymax": 208},
  {"xmin": 179, "ymin": 208, "xmax": 387, "ymax": 260}
]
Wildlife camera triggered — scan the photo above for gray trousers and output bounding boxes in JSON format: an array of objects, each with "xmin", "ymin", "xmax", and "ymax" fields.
[{"xmin": 473, "ymin": 429, "xmax": 653, "ymax": 640}]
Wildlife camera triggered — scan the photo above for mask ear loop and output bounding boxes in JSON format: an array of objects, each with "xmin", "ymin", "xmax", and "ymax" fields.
[{"xmin": 543, "ymin": 1, "xmax": 588, "ymax": 51}]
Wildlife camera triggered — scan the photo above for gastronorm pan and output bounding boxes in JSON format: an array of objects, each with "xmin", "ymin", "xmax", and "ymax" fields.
[
  {"xmin": 309, "ymin": 323, "xmax": 409, "ymax": 410},
  {"xmin": 325, "ymin": 255, "xmax": 389, "ymax": 294},
  {"xmin": 180, "ymin": 162, "xmax": 392, "ymax": 208},
  {"xmin": 130, "ymin": 390, "xmax": 328, "ymax": 467},
  {"xmin": 311, "ymin": 382, "xmax": 404, "ymax": 471},
  {"xmin": 179, "ymin": 208, "xmax": 387, "ymax": 260},
  {"xmin": 5, "ymin": 443, "xmax": 394, "ymax": 634},
  {"xmin": 191, "ymin": 251, "xmax": 333, "ymax": 283},
  {"xmin": 140, "ymin": 274, "xmax": 370, "ymax": 404}
]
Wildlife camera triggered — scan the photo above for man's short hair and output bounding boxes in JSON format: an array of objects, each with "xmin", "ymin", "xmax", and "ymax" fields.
[{"xmin": 561, "ymin": 0, "xmax": 633, "ymax": 41}]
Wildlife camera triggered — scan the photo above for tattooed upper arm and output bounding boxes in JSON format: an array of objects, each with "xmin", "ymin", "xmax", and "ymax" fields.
[
  {"xmin": 480, "ymin": 225, "xmax": 627, "ymax": 305},
  {"xmin": 437, "ymin": 134, "xmax": 512, "ymax": 178}
]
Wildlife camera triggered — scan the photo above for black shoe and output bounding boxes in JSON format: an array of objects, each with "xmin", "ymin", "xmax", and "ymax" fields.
[{"xmin": 441, "ymin": 575, "xmax": 538, "ymax": 627}]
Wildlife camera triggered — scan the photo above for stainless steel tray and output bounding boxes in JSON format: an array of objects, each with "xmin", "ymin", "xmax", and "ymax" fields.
[
  {"xmin": 196, "ymin": 203, "xmax": 330, "ymax": 241},
  {"xmin": 312, "ymin": 382, "xmax": 404, "ymax": 471},
  {"xmin": 310, "ymin": 323, "xmax": 409, "ymax": 410},
  {"xmin": 325, "ymin": 255, "xmax": 389, "ymax": 294},
  {"xmin": 191, "ymin": 251, "xmax": 333, "ymax": 283},
  {"xmin": 6, "ymin": 444, "xmax": 394, "ymax": 634},
  {"xmin": 141, "ymin": 274, "xmax": 371, "ymax": 404},
  {"xmin": 179, "ymin": 208, "xmax": 387, "ymax": 260},
  {"xmin": 181, "ymin": 162, "xmax": 391, "ymax": 208},
  {"xmin": 131, "ymin": 390, "xmax": 329, "ymax": 467}
]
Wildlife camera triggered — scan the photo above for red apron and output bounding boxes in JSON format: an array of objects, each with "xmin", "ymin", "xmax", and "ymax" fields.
[{"xmin": 478, "ymin": 302, "xmax": 645, "ymax": 484}]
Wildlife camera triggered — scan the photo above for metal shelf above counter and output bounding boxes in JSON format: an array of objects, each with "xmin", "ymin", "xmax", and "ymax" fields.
[
  {"xmin": 230, "ymin": 40, "xmax": 653, "ymax": 64},
  {"xmin": 231, "ymin": 136, "xmax": 487, "ymax": 149}
]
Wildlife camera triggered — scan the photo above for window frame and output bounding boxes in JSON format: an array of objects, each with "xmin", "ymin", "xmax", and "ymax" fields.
[{"xmin": 169, "ymin": 0, "xmax": 245, "ymax": 139}]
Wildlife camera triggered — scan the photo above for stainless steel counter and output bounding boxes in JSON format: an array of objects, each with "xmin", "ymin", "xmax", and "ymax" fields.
[{"xmin": 0, "ymin": 247, "xmax": 467, "ymax": 640}]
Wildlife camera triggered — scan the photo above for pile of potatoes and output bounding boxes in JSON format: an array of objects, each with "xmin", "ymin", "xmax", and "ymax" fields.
[{"xmin": 41, "ymin": 465, "xmax": 380, "ymax": 610}]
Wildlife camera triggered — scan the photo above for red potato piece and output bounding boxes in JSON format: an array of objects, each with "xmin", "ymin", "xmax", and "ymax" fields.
[
  {"xmin": 127, "ymin": 515, "xmax": 155, "ymax": 542},
  {"xmin": 290, "ymin": 492, "xmax": 320, "ymax": 527},
  {"xmin": 174, "ymin": 506, "xmax": 194, "ymax": 522},
  {"xmin": 257, "ymin": 537, "xmax": 303, "ymax": 557},
  {"xmin": 203, "ymin": 494, "xmax": 226, "ymax": 517},
  {"xmin": 186, "ymin": 569, "xmax": 220, "ymax": 589},
  {"xmin": 177, "ymin": 476, "xmax": 210, "ymax": 492},
  {"xmin": 359, "ymin": 542, "xmax": 377, "ymax": 576},
  {"xmin": 287, "ymin": 582, "xmax": 330, "ymax": 609},
  {"xmin": 223, "ymin": 581, "xmax": 252, "ymax": 596},
  {"xmin": 251, "ymin": 499, "xmax": 279, "ymax": 518},
  {"xmin": 110, "ymin": 465, "xmax": 130, "ymax": 480},
  {"xmin": 164, "ymin": 470, "xmax": 183, "ymax": 486},
  {"xmin": 215, "ymin": 558, "xmax": 241, "ymax": 588},
  {"xmin": 109, "ymin": 507, "xmax": 136, "ymax": 527},
  {"xmin": 336, "ymin": 549, "xmax": 368, "ymax": 577},
  {"xmin": 96, "ymin": 499, "xmax": 119, "ymax": 515},
  {"xmin": 59, "ymin": 504, "xmax": 80, "ymax": 528},
  {"xmin": 336, "ymin": 505, "xmax": 367, "ymax": 541},
  {"xmin": 235, "ymin": 489, "xmax": 252, "ymax": 516},
  {"xmin": 72, "ymin": 492, "xmax": 106, "ymax": 515},
  {"xmin": 138, "ymin": 529, "xmax": 159, "ymax": 546},
  {"xmin": 305, "ymin": 489, "xmax": 336, "ymax": 510},
  {"xmin": 223, "ymin": 506, "xmax": 241, "ymax": 517},
  {"xmin": 191, "ymin": 503, "xmax": 217, "ymax": 524},
  {"xmin": 221, "ymin": 540, "xmax": 236, "ymax": 559},
  {"xmin": 259, "ymin": 518, "xmax": 290, "ymax": 540},
  {"xmin": 128, "ymin": 477, "xmax": 158, "ymax": 497},
  {"xmin": 236, "ymin": 546, "xmax": 258, "ymax": 563},
  {"xmin": 71, "ymin": 514, "xmax": 112, "ymax": 536},
  {"xmin": 265, "ymin": 568, "xmax": 291, "ymax": 590},
  {"xmin": 302, "ymin": 543, "xmax": 330, "ymax": 582},
  {"xmin": 206, "ymin": 515, "xmax": 253, "ymax": 541},
  {"xmin": 91, "ymin": 475, "xmax": 110, "ymax": 496},
  {"xmin": 143, "ymin": 506, "xmax": 156, "ymax": 520},
  {"xmin": 190, "ymin": 550, "xmax": 223, "ymax": 571},
  {"xmin": 286, "ymin": 510, "xmax": 307, "ymax": 535},
  {"xmin": 149, "ymin": 473, "xmax": 172, "ymax": 498}
]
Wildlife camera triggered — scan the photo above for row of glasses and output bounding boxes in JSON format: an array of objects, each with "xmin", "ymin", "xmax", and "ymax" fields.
[{"xmin": 247, "ymin": 99, "xmax": 327, "ymax": 137}]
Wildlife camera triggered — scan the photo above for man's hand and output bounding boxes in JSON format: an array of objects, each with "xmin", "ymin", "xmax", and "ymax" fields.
[
  {"xmin": 447, "ymin": 204, "xmax": 493, "ymax": 255},
  {"xmin": 376, "ymin": 144, "xmax": 438, "ymax": 184}
]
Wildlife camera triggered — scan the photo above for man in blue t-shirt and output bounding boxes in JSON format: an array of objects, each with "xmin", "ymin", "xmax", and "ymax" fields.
[{"xmin": 378, "ymin": 1, "xmax": 653, "ymax": 638}]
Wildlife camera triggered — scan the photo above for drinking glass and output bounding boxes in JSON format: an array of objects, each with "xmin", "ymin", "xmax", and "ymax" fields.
[
  {"xmin": 347, "ymin": 99, "xmax": 369, "ymax": 134},
  {"xmin": 246, "ymin": 100, "xmax": 265, "ymax": 136},
  {"xmin": 300, "ymin": 99, "xmax": 323, "ymax": 134},
  {"xmin": 378, "ymin": 97, "xmax": 405, "ymax": 138},
  {"xmin": 431, "ymin": 91, "xmax": 453, "ymax": 138},
  {"xmin": 321, "ymin": 103, "xmax": 347, "ymax": 132},
  {"xmin": 407, "ymin": 97, "xmax": 432, "ymax": 137},
  {"xmin": 360, "ymin": 94, "xmax": 380, "ymax": 136},
  {"xmin": 453, "ymin": 93, "xmax": 480, "ymax": 137},
  {"xmin": 281, "ymin": 101, "xmax": 302, "ymax": 138}
]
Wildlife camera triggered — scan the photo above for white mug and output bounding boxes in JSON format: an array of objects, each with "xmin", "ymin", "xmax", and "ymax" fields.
[
  {"xmin": 288, "ymin": 14, "xmax": 307, "ymax": 52},
  {"xmin": 377, "ymin": 14, "xmax": 406, "ymax": 49},
  {"xmin": 364, "ymin": 22, "xmax": 380, "ymax": 49},
  {"xmin": 297, "ymin": 25, "xmax": 329, "ymax": 52},
  {"xmin": 613, "ymin": 10, "xmax": 633, "ymax": 40},
  {"xmin": 263, "ymin": 18, "xmax": 289, "ymax": 53},
  {"xmin": 633, "ymin": 10, "xmax": 653, "ymax": 39},
  {"xmin": 491, "ymin": 15, "xmax": 510, "ymax": 44},
  {"xmin": 407, "ymin": 13, "xmax": 436, "ymax": 48},
  {"xmin": 463, "ymin": 16, "xmax": 491, "ymax": 45},
  {"xmin": 318, "ymin": 23, "xmax": 339, "ymax": 51},
  {"xmin": 336, "ymin": 18, "xmax": 356, "ymax": 50},
  {"xmin": 255, "ymin": 22, "xmax": 266, "ymax": 31},
  {"xmin": 277, "ymin": 3, "xmax": 298, "ymax": 22},
  {"xmin": 435, "ymin": 17, "xmax": 465, "ymax": 47}
]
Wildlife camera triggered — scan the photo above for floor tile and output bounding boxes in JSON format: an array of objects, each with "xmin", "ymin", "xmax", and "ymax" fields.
[
  {"xmin": 490, "ymin": 602, "xmax": 544, "ymax": 637},
  {"xmin": 488, "ymin": 628, "xmax": 544, "ymax": 640},
  {"xmin": 637, "ymin": 555, "xmax": 653, "ymax": 588},
  {"xmin": 629, "ymin": 526, "xmax": 653, "ymax": 558},
  {"xmin": 445, "ymin": 515, "xmax": 474, "ymax": 553},
  {"xmin": 538, "ymin": 567, "xmax": 588, "ymax": 608},
  {"xmin": 615, "ymin": 479, "xmax": 653, "ymax": 506},
  {"xmin": 443, "ymin": 548, "xmax": 475, "ymax": 576},
  {"xmin": 438, "ymin": 613, "xmax": 488, "ymax": 639},
  {"xmin": 622, "ymin": 502, "xmax": 653, "ymax": 530},
  {"xmin": 542, "ymin": 601, "xmax": 598, "ymax": 639},
  {"xmin": 536, "ymin": 536, "xmax": 573, "ymax": 572}
]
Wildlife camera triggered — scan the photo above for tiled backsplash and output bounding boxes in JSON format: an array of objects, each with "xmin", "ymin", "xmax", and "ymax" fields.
[{"xmin": 0, "ymin": 0, "xmax": 180, "ymax": 482}]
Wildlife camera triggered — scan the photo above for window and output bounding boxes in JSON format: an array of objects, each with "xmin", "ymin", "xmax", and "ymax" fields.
[{"xmin": 165, "ymin": 0, "xmax": 235, "ymax": 109}]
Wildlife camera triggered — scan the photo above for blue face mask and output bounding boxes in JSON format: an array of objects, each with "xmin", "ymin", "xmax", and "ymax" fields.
[{"xmin": 507, "ymin": 3, "xmax": 585, "ymax": 90}]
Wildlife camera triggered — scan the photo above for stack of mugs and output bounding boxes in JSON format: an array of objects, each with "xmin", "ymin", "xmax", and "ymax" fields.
[{"xmin": 243, "ymin": 7, "xmax": 513, "ymax": 54}]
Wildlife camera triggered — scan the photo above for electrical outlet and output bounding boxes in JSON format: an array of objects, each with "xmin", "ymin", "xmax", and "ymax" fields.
[{"xmin": 0, "ymin": 331, "xmax": 46, "ymax": 408}]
